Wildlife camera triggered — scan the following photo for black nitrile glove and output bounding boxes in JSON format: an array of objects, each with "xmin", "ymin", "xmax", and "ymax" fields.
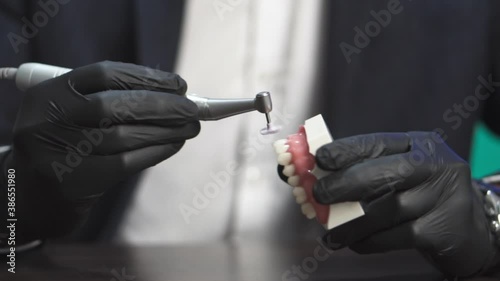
[
  {"xmin": 0, "ymin": 61, "xmax": 200, "ymax": 244},
  {"xmin": 312, "ymin": 132, "xmax": 499, "ymax": 278}
]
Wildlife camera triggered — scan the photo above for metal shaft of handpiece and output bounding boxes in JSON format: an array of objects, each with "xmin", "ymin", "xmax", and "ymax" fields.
[
  {"xmin": 186, "ymin": 91, "xmax": 273, "ymax": 123},
  {"xmin": 186, "ymin": 94, "xmax": 256, "ymax": 121}
]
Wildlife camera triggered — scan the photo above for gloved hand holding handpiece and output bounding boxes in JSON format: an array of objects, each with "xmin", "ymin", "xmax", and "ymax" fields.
[
  {"xmin": 0, "ymin": 61, "xmax": 201, "ymax": 244},
  {"xmin": 0, "ymin": 60, "xmax": 279, "ymax": 245}
]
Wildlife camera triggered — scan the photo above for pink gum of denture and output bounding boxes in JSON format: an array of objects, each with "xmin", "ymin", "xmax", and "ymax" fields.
[{"xmin": 286, "ymin": 126, "xmax": 329, "ymax": 224}]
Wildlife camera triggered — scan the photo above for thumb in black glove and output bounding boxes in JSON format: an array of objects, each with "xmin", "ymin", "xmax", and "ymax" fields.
[
  {"xmin": 313, "ymin": 132, "xmax": 499, "ymax": 278},
  {"xmin": 1, "ymin": 61, "xmax": 200, "ymax": 243}
]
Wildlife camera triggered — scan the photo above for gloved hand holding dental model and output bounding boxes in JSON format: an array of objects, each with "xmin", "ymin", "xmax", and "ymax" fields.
[
  {"xmin": 278, "ymin": 130, "xmax": 500, "ymax": 278},
  {"xmin": 0, "ymin": 61, "xmax": 200, "ymax": 245}
]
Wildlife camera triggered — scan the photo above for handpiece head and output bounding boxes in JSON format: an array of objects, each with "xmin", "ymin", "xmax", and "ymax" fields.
[
  {"xmin": 255, "ymin": 91, "xmax": 273, "ymax": 114},
  {"xmin": 255, "ymin": 91, "xmax": 281, "ymax": 135},
  {"xmin": 186, "ymin": 91, "xmax": 281, "ymax": 135}
]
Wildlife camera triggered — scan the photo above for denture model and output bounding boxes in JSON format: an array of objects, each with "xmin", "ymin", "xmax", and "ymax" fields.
[{"xmin": 273, "ymin": 114, "xmax": 364, "ymax": 229}]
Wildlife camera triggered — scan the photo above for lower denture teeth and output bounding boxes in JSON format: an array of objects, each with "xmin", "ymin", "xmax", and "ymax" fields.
[
  {"xmin": 293, "ymin": 187, "xmax": 307, "ymax": 204},
  {"xmin": 301, "ymin": 203, "xmax": 316, "ymax": 219}
]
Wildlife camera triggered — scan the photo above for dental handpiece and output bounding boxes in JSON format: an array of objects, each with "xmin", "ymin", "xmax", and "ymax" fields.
[{"xmin": 10, "ymin": 63, "xmax": 281, "ymax": 134}]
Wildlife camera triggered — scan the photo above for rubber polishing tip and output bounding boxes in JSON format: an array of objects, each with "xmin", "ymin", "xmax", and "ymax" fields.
[{"xmin": 260, "ymin": 124, "xmax": 282, "ymax": 135}]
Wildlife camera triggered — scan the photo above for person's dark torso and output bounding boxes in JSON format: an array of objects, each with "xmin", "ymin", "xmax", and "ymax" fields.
[
  {"xmin": 320, "ymin": 0, "xmax": 500, "ymax": 160},
  {"xmin": 0, "ymin": 0, "xmax": 184, "ymax": 145}
]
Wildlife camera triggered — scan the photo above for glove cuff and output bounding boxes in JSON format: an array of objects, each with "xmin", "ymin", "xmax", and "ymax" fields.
[{"xmin": 472, "ymin": 179, "xmax": 500, "ymax": 277}]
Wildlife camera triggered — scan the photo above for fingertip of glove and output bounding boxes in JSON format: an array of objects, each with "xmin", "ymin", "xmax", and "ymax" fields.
[
  {"xmin": 186, "ymin": 121, "xmax": 201, "ymax": 139},
  {"xmin": 313, "ymin": 180, "xmax": 329, "ymax": 204},
  {"xmin": 156, "ymin": 142, "xmax": 186, "ymax": 163},
  {"xmin": 168, "ymin": 73, "xmax": 187, "ymax": 95},
  {"xmin": 178, "ymin": 77, "xmax": 188, "ymax": 95},
  {"xmin": 315, "ymin": 146, "xmax": 336, "ymax": 170},
  {"xmin": 178, "ymin": 97, "xmax": 200, "ymax": 121},
  {"xmin": 170, "ymin": 141, "xmax": 186, "ymax": 152}
]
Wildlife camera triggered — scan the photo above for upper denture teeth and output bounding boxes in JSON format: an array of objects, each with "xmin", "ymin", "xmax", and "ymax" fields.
[
  {"xmin": 282, "ymin": 165, "xmax": 295, "ymax": 177},
  {"xmin": 275, "ymin": 145, "xmax": 289, "ymax": 154},
  {"xmin": 277, "ymin": 153, "xmax": 292, "ymax": 166},
  {"xmin": 287, "ymin": 175, "xmax": 300, "ymax": 187},
  {"xmin": 273, "ymin": 139, "xmax": 288, "ymax": 154}
]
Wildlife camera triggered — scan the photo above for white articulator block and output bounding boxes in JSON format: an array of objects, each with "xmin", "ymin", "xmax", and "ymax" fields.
[{"xmin": 304, "ymin": 114, "xmax": 364, "ymax": 229}]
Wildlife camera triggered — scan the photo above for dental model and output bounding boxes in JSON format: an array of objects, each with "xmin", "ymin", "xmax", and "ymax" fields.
[{"xmin": 274, "ymin": 114, "xmax": 365, "ymax": 229}]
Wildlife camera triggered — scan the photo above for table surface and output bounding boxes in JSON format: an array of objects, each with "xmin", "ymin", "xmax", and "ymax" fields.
[{"xmin": 0, "ymin": 241, "xmax": 471, "ymax": 281}]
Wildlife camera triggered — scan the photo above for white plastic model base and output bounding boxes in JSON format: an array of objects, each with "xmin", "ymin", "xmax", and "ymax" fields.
[{"xmin": 274, "ymin": 114, "xmax": 364, "ymax": 230}]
